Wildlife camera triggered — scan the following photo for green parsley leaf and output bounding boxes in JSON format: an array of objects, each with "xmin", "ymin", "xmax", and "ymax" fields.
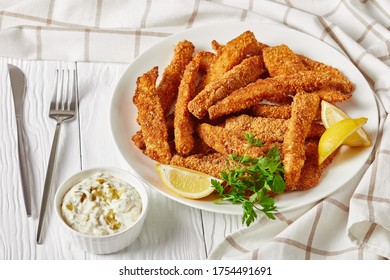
[{"xmin": 214, "ymin": 133, "xmax": 286, "ymax": 226}]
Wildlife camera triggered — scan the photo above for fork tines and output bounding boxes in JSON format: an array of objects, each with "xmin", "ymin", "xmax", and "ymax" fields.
[{"xmin": 51, "ymin": 69, "xmax": 77, "ymax": 112}]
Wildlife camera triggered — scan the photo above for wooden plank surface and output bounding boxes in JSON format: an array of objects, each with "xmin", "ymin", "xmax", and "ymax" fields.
[{"xmin": 0, "ymin": 57, "xmax": 242, "ymax": 260}]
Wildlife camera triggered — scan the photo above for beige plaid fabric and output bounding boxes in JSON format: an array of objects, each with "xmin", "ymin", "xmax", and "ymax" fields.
[{"xmin": 1, "ymin": 0, "xmax": 389, "ymax": 259}]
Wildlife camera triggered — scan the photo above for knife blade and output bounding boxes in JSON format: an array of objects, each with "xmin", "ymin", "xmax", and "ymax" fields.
[{"xmin": 8, "ymin": 64, "xmax": 32, "ymax": 217}]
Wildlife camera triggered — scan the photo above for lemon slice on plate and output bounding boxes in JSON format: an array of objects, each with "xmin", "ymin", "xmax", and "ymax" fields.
[
  {"xmin": 156, "ymin": 164, "xmax": 219, "ymax": 199},
  {"xmin": 318, "ymin": 117, "xmax": 368, "ymax": 165},
  {"xmin": 321, "ymin": 100, "xmax": 370, "ymax": 147}
]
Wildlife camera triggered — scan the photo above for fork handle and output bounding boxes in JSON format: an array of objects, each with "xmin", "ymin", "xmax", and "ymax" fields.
[{"xmin": 36, "ymin": 121, "xmax": 62, "ymax": 244}]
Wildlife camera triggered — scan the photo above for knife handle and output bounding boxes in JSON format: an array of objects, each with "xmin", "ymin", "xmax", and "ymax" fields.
[{"xmin": 16, "ymin": 117, "xmax": 32, "ymax": 217}]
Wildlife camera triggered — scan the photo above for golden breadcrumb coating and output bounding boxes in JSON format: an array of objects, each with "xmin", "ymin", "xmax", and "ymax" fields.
[
  {"xmin": 282, "ymin": 92, "xmax": 320, "ymax": 190},
  {"xmin": 263, "ymin": 44, "xmax": 307, "ymax": 77},
  {"xmin": 188, "ymin": 55, "xmax": 265, "ymax": 119},
  {"xmin": 223, "ymin": 114, "xmax": 324, "ymax": 143},
  {"xmin": 208, "ymin": 70, "xmax": 353, "ymax": 119},
  {"xmin": 174, "ymin": 54, "xmax": 200, "ymax": 156},
  {"xmin": 170, "ymin": 153, "xmax": 227, "ymax": 178},
  {"xmin": 133, "ymin": 67, "xmax": 172, "ymax": 164},
  {"xmin": 157, "ymin": 40, "xmax": 195, "ymax": 115},
  {"xmin": 202, "ymin": 31, "xmax": 265, "ymax": 86}
]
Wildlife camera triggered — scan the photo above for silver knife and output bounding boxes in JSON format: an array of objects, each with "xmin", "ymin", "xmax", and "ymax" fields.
[{"xmin": 8, "ymin": 64, "xmax": 32, "ymax": 217}]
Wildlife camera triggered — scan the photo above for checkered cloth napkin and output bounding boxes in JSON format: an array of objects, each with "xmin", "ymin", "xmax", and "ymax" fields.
[{"xmin": 1, "ymin": 0, "xmax": 389, "ymax": 259}]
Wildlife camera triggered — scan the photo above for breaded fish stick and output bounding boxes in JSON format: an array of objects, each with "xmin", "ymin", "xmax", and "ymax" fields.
[
  {"xmin": 170, "ymin": 153, "xmax": 227, "ymax": 178},
  {"xmin": 282, "ymin": 92, "xmax": 320, "ymax": 190},
  {"xmin": 174, "ymin": 54, "xmax": 200, "ymax": 156},
  {"xmin": 224, "ymin": 114, "xmax": 325, "ymax": 143},
  {"xmin": 188, "ymin": 55, "xmax": 265, "ymax": 119},
  {"xmin": 132, "ymin": 113, "xmax": 175, "ymax": 152},
  {"xmin": 299, "ymin": 54, "xmax": 350, "ymax": 81},
  {"xmin": 197, "ymin": 123, "xmax": 265, "ymax": 158},
  {"xmin": 195, "ymin": 51, "xmax": 216, "ymax": 93},
  {"xmin": 298, "ymin": 54, "xmax": 353, "ymax": 102},
  {"xmin": 131, "ymin": 130, "xmax": 145, "ymax": 151},
  {"xmin": 208, "ymin": 70, "xmax": 354, "ymax": 119},
  {"xmin": 197, "ymin": 51, "xmax": 215, "ymax": 72},
  {"xmin": 211, "ymin": 40, "xmax": 224, "ymax": 53},
  {"xmin": 157, "ymin": 40, "xmax": 195, "ymax": 115},
  {"xmin": 295, "ymin": 141, "xmax": 338, "ymax": 191},
  {"xmin": 314, "ymin": 88, "xmax": 352, "ymax": 102},
  {"xmin": 307, "ymin": 123, "xmax": 326, "ymax": 139},
  {"xmin": 224, "ymin": 115, "xmax": 286, "ymax": 143},
  {"xmin": 263, "ymin": 44, "xmax": 307, "ymax": 76},
  {"xmin": 202, "ymin": 31, "xmax": 264, "ymax": 85},
  {"xmin": 133, "ymin": 67, "xmax": 172, "ymax": 164},
  {"xmin": 250, "ymin": 102, "xmax": 322, "ymax": 120},
  {"xmin": 250, "ymin": 103, "xmax": 293, "ymax": 119}
]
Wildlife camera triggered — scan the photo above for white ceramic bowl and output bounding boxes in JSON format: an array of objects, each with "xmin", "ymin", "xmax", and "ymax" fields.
[{"xmin": 54, "ymin": 167, "xmax": 148, "ymax": 255}]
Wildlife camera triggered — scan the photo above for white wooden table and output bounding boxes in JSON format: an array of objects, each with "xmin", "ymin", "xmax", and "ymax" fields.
[{"xmin": 0, "ymin": 57, "xmax": 242, "ymax": 260}]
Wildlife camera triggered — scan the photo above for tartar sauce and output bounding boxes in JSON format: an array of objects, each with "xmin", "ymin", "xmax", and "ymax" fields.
[{"xmin": 61, "ymin": 172, "xmax": 142, "ymax": 236}]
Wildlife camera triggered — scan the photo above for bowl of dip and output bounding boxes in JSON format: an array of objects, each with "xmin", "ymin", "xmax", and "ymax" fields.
[{"xmin": 54, "ymin": 167, "xmax": 148, "ymax": 254}]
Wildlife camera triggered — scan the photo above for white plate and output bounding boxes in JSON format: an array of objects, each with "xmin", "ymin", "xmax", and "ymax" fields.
[{"xmin": 110, "ymin": 21, "xmax": 378, "ymax": 215}]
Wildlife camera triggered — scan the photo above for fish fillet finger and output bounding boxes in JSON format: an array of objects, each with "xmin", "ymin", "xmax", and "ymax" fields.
[
  {"xmin": 197, "ymin": 51, "xmax": 215, "ymax": 72},
  {"xmin": 224, "ymin": 115, "xmax": 286, "ymax": 143},
  {"xmin": 307, "ymin": 123, "xmax": 326, "ymax": 139},
  {"xmin": 211, "ymin": 40, "xmax": 224, "ymax": 53},
  {"xmin": 170, "ymin": 153, "xmax": 227, "ymax": 178},
  {"xmin": 188, "ymin": 55, "xmax": 265, "ymax": 119},
  {"xmin": 197, "ymin": 123, "xmax": 265, "ymax": 158},
  {"xmin": 314, "ymin": 88, "xmax": 352, "ymax": 102},
  {"xmin": 295, "ymin": 141, "xmax": 338, "ymax": 191},
  {"xmin": 131, "ymin": 130, "xmax": 146, "ymax": 151},
  {"xmin": 133, "ymin": 67, "xmax": 172, "ymax": 164},
  {"xmin": 132, "ymin": 113, "xmax": 175, "ymax": 151},
  {"xmin": 208, "ymin": 70, "xmax": 353, "ymax": 119},
  {"xmin": 195, "ymin": 51, "xmax": 216, "ymax": 93},
  {"xmin": 202, "ymin": 31, "xmax": 265, "ymax": 85},
  {"xmin": 249, "ymin": 94, "xmax": 348, "ymax": 119},
  {"xmin": 157, "ymin": 40, "xmax": 195, "ymax": 116},
  {"xmin": 282, "ymin": 91, "xmax": 320, "ymax": 190},
  {"xmin": 299, "ymin": 54, "xmax": 353, "ymax": 102},
  {"xmin": 250, "ymin": 103, "xmax": 293, "ymax": 119},
  {"xmin": 263, "ymin": 44, "xmax": 307, "ymax": 76},
  {"xmin": 299, "ymin": 54, "xmax": 350, "ymax": 81},
  {"xmin": 174, "ymin": 55, "xmax": 201, "ymax": 155},
  {"xmin": 249, "ymin": 102, "xmax": 322, "ymax": 120},
  {"xmin": 224, "ymin": 114, "xmax": 325, "ymax": 143}
]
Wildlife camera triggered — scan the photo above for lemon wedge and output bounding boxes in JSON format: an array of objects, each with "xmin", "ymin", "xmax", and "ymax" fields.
[
  {"xmin": 321, "ymin": 100, "xmax": 370, "ymax": 146},
  {"xmin": 318, "ymin": 117, "xmax": 368, "ymax": 165},
  {"xmin": 156, "ymin": 164, "xmax": 219, "ymax": 199}
]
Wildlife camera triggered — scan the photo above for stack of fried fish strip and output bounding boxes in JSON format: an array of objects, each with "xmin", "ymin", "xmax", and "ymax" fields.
[{"xmin": 132, "ymin": 31, "xmax": 353, "ymax": 192}]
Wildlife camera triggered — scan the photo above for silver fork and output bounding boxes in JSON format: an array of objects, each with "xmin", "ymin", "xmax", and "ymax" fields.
[{"xmin": 36, "ymin": 69, "xmax": 77, "ymax": 244}]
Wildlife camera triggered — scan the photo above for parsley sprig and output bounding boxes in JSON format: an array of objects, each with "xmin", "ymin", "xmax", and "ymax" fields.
[{"xmin": 212, "ymin": 133, "xmax": 286, "ymax": 226}]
